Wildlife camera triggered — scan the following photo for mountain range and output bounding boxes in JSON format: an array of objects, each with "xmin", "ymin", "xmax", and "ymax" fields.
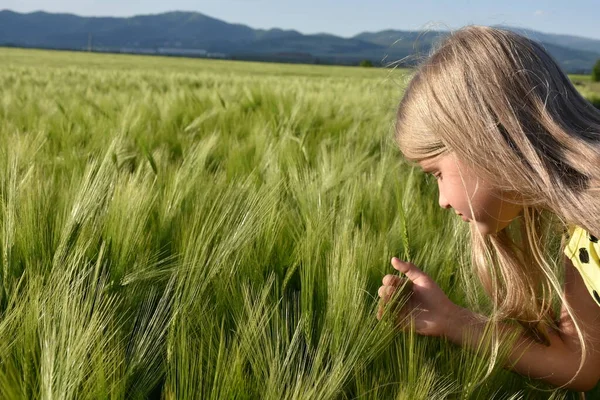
[{"xmin": 1, "ymin": 9, "xmax": 599, "ymax": 73}]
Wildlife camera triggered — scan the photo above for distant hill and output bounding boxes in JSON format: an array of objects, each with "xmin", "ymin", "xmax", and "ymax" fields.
[
  {"xmin": 354, "ymin": 27, "xmax": 600, "ymax": 73},
  {"xmin": 1, "ymin": 9, "xmax": 599, "ymax": 73}
]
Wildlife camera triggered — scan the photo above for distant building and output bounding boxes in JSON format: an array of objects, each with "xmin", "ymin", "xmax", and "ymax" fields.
[
  {"xmin": 119, "ymin": 48, "xmax": 157, "ymax": 54},
  {"xmin": 157, "ymin": 48, "xmax": 208, "ymax": 56}
]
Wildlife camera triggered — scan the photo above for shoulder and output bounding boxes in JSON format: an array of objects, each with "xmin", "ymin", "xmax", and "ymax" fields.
[{"xmin": 563, "ymin": 225, "xmax": 600, "ymax": 307}]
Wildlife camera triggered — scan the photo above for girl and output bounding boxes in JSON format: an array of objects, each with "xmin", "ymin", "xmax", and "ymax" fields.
[{"xmin": 377, "ymin": 25, "xmax": 600, "ymax": 394}]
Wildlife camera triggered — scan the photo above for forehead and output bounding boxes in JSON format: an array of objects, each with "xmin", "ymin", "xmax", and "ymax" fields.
[{"xmin": 417, "ymin": 155, "xmax": 445, "ymax": 171}]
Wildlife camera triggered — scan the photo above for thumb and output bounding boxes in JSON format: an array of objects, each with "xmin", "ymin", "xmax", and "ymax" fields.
[{"xmin": 391, "ymin": 257, "xmax": 428, "ymax": 285}]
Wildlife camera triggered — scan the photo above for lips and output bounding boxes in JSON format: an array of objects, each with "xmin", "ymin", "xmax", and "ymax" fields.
[{"xmin": 455, "ymin": 212, "xmax": 469, "ymax": 221}]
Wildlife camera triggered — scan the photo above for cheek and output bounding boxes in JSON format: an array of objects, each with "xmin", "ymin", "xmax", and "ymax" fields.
[
  {"xmin": 456, "ymin": 182, "xmax": 499, "ymax": 221},
  {"xmin": 445, "ymin": 178, "xmax": 479, "ymax": 215},
  {"xmin": 468, "ymin": 192, "xmax": 515, "ymax": 233},
  {"xmin": 470, "ymin": 195, "xmax": 499, "ymax": 218}
]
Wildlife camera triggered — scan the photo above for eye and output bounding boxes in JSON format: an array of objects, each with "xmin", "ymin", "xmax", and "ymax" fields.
[{"xmin": 424, "ymin": 172, "xmax": 441, "ymax": 183}]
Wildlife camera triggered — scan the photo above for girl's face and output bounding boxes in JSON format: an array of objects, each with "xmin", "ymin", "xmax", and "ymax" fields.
[{"xmin": 417, "ymin": 153, "xmax": 523, "ymax": 235}]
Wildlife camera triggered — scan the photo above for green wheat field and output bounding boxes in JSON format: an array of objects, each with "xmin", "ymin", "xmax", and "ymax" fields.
[{"xmin": 0, "ymin": 47, "xmax": 599, "ymax": 399}]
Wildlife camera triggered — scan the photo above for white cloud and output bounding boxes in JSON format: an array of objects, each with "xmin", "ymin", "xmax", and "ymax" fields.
[{"xmin": 533, "ymin": 10, "xmax": 545, "ymax": 16}]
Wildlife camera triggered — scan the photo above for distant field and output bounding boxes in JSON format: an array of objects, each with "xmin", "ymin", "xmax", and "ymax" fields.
[
  {"xmin": 568, "ymin": 74, "xmax": 600, "ymax": 107},
  {"xmin": 0, "ymin": 47, "xmax": 595, "ymax": 398}
]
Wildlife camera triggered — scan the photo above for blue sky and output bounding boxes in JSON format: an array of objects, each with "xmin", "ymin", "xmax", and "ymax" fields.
[{"xmin": 4, "ymin": 0, "xmax": 600, "ymax": 40}]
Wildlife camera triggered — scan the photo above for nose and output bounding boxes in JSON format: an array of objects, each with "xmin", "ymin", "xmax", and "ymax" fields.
[{"xmin": 438, "ymin": 190, "xmax": 451, "ymax": 210}]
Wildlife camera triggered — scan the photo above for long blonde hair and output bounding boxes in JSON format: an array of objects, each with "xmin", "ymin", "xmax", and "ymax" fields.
[{"xmin": 394, "ymin": 25, "xmax": 600, "ymax": 389}]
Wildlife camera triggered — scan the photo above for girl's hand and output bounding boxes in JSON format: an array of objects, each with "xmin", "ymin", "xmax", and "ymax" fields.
[{"xmin": 377, "ymin": 257, "xmax": 461, "ymax": 338}]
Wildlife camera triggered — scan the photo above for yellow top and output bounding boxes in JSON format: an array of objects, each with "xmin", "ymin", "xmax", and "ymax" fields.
[{"xmin": 563, "ymin": 225, "xmax": 600, "ymax": 307}]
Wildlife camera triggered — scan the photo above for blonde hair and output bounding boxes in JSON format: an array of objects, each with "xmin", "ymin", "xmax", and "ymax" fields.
[{"xmin": 394, "ymin": 25, "xmax": 600, "ymax": 389}]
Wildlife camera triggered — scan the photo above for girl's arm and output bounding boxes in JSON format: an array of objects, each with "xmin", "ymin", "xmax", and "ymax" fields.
[
  {"xmin": 379, "ymin": 257, "xmax": 600, "ymax": 392},
  {"xmin": 444, "ymin": 256, "xmax": 600, "ymax": 392}
]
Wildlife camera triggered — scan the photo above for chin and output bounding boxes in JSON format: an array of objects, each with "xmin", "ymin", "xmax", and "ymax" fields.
[
  {"xmin": 473, "ymin": 220, "xmax": 510, "ymax": 236},
  {"xmin": 472, "ymin": 221, "xmax": 496, "ymax": 236}
]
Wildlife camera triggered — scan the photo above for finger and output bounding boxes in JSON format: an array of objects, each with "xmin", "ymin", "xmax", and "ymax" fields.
[
  {"xmin": 377, "ymin": 297, "xmax": 390, "ymax": 321},
  {"xmin": 391, "ymin": 257, "xmax": 428, "ymax": 285},
  {"xmin": 396, "ymin": 312, "xmax": 415, "ymax": 331},
  {"xmin": 378, "ymin": 285, "xmax": 396, "ymax": 298},
  {"xmin": 382, "ymin": 274, "xmax": 403, "ymax": 286},
  {"xmin": 376, "ymin": 305, "xmax": 382, "ymax": 320},
  {"xmin": 413, "ymin": 318, "xmax": 438, "ymax": 335},
  {"xmin": 377, "ymin": 295, "xmax": 406, "ymax": 321}
]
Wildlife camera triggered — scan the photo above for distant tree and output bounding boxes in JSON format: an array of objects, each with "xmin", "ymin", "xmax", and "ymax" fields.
[
  {"xmin": 359, "ymin": 59, "xmax": 374, "ymax": 68},
  {"xmin": 592, "ymin": 59, "xmax": 600, "ymax": 82}
]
